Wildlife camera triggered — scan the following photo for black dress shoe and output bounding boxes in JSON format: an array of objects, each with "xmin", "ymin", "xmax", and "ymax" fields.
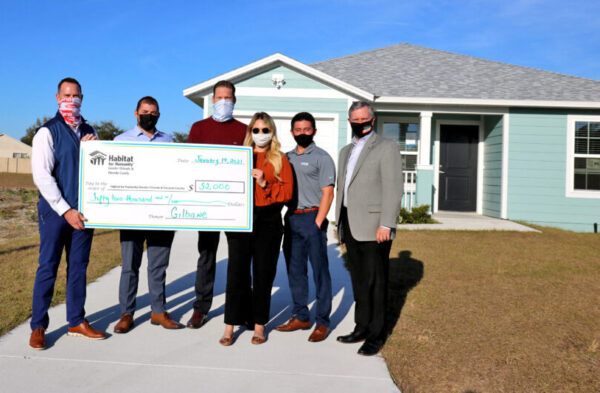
[
  {"xmin": 357, "ymin": 340, "xmax": 382, "ymax": 356},
  {"xmin": 336, "ymin": 330, "xmax": 367, "ymax": 343}
]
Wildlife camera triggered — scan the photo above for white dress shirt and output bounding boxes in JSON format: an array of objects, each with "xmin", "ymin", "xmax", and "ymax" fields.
[
  {"xmin": 31, "ymin": 124, "xmax": 97, "ymax": 216},
  {"xmin": 343, "ymin": 131, "xmax": 374, "ymax": 207}
]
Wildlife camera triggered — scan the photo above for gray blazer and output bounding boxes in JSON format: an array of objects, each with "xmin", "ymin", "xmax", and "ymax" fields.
[{"xmin": 335, "ymin": 133, "xmax": 404, "ymax": 241}]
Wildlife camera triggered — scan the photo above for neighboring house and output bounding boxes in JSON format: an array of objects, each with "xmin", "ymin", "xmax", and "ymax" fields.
[
  {"xmin": 0, "ymin": 133, "xmax": 32, "ymax": 173},
  {"xmin": 183, "ymin": 43, "xmax": 600, "ymax": 232}
]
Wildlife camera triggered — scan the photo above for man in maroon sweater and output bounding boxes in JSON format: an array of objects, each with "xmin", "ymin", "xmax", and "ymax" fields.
[{"xmin": 186, "ymin": 80, "xmax": 247, "ymax": 328}]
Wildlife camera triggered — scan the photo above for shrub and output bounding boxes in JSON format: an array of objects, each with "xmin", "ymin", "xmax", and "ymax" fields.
[{"xmin": 399, "ymin": 204, "xmax": 435, "ymax": 224}]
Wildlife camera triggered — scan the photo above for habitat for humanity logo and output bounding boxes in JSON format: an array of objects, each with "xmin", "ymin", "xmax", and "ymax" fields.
[{"xmin": 90, "ymin": 151, "xmax": 107, "ymax": 165}]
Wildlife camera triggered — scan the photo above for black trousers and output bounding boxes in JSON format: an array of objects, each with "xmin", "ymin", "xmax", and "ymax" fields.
[
  {"xmin": 193, "ymin": 231, "xmax": 220, "ymax": 314},
  {"xmin": 224, "ymin": 205, "xmax": 283, "ymax": 325},
  {"xmin": 341, "ymin": 207, "xmax": 391, "ymax": 342}
]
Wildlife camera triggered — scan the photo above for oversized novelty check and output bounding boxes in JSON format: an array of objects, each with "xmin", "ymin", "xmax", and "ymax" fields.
[{"xmin": 78, "ymin": 141, "xmax": 253, "ymax": 231}]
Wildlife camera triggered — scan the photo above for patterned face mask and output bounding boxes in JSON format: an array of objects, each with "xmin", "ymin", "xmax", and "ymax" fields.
[{"xmin": 58, "ymin": 97, "xmax": 82, "ymax": 128}]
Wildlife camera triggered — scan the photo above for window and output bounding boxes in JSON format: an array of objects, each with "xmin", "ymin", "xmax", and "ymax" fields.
[
  {"xmin": 12, "ymin": 153, "xmax": 29, "ymax": 158},
  {"xmin": 566, "ymin": 117, "xmax": 600, "ymax": 198},
  {"xmin": 380, "ymin": 121, "xmax": 419, "ymax": 180}
]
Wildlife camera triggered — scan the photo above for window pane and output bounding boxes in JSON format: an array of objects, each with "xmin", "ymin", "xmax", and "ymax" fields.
[
  {"xmin": 590, "ymin": 122, "xmax": 600, "ymax": 137},
  {"xmin": 575, "ymin": 157, "xmax": 587, "ymax": 169},
  {"xmin": 588, "ymin": 174, "xmax": 600, "ymax": 190},
  {"xmin": 587, "ymin": 158, "xmax": 600, "ymax": 170},
  {"xmin": 382, "ymin": 123, "xmax": 400, "ymax": 141},
  {"xmin": 575, "ymin": 122, "xmax": 588, "ymax": 137},
  {"xmin": 575, "ymin": 138, "xmax": 588, "ymax": 154},
  {"xmin": 589, "ymin": 138, "xmax": 600, "ymax": 154},
  {"xmin": 574, "ymin": 173, "xmax": 586, "ymax": 189},
  {"xmin": 402, "ymin": 154, "xmax": 417, "ymax": 171}
]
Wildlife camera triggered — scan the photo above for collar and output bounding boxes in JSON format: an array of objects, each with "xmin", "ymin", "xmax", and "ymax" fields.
[
  {"xmin": 293, "ymin": 141, "xmax": 316, "ymax": 156},
  {"xmin": 136, "ymin": 125, "xmax": 161, "ymax": 139},
  {"xmin": 55, "ymin": 111, "xmax": 84, "ymax": 131}
]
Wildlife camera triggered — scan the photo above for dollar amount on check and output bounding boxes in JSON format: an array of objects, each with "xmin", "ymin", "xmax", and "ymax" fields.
[{"xmin": 78, "ymin": 141, "xmax": 253, "ymax": 231}]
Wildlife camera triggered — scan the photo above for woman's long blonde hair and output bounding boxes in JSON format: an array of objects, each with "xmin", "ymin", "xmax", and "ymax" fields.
[{"xmin": 244, "ymin": 112, "xmax": 284, "ymax": 179}]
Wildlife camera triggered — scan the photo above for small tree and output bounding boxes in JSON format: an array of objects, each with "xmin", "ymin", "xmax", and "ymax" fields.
[
  {"xmin": 171, "ymin": 131, "xmax": 189, "ymax": 143},
  {"xmin": 21, "ymin": 117, "xmax": 52, "ymax": 146},
  {"xmin": 92, "ymin": 121, "xmax": 125, "ymax": 140}
]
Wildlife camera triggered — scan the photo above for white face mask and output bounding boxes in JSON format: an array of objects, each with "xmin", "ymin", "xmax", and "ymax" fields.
[
  {"xmin": 252, "ymin": 132, "xmax": 272, "ymax": 147},
  {"xmin": 212, "ymin": 99, "xmax": 234, "ymax": 122}
]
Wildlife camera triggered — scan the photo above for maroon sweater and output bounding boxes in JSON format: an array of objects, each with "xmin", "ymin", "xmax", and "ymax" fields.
[{"xmin": 188, "ymin": 117, "xmax": 247, "ymax": 145}]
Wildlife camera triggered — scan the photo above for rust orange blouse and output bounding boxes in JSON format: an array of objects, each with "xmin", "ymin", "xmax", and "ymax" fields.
[{"xmin": 254, "ymin": 151, "xmax": 293, "ymax": 206}]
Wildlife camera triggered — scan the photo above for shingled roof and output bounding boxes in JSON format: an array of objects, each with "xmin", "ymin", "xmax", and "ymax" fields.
[{"xmin": 311, "ymin": 43, "xmax": 600, "ymax": 102}]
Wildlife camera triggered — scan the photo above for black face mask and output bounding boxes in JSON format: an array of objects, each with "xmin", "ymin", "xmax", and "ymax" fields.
[
  {"xmin": 350, "ymin": 120, "xmax": 373, "ymax": 138},
  {"xmin": 294, "ymin": 134, "xmax": 314, "ymax": 148},
  {"xmin": 138, "ymin": 114, "xmax": 159, "ymax": 131}
]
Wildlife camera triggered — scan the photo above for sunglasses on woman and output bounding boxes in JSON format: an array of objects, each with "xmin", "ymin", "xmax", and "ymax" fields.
[{"xmin": 252, "ymin": 127, "xmax": 271, "ymax": 134}]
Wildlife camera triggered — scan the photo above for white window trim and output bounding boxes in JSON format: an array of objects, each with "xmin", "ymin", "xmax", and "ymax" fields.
[{"xmin": 565, "ymin": 115, "xmax": 600, "ymax": 199}]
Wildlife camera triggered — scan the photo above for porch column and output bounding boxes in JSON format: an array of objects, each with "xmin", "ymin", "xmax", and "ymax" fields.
[
  {"xmin": 416, "ymin": 111, "xmax": 434, "ymax": 209},
  {"xmin": 418, "ymin": 111, "xmax": 432, "ymax": 166}
]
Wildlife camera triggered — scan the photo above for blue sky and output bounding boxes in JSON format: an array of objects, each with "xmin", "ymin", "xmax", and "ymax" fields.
[{"xmin": 1, "ymin": 0, "xmax": 599, "ymax": 140}]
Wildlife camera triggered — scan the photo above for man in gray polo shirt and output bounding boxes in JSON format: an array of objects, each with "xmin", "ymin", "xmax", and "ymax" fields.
[{"xmin": 277, "ymin": 112, "xmax": 335, "ymax": 342}]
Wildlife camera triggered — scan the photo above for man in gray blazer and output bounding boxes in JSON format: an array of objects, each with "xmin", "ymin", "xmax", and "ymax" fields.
[{"xmin": 335, "ymin": 101, "xmax": 403, "ymax": 356}]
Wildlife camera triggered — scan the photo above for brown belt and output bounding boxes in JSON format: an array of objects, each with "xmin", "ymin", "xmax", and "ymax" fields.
[{"xmin": 293, "ymin": 207, "xmax": 319, "ymax": 214}]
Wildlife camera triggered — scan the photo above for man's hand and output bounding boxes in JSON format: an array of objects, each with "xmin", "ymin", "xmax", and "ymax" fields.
[
  {"xmin": 376, "ymin": 226, "xmax": 391, "ymax": 243},
  {"xmin": 81, "ymin": 134, "xmax": 98, "ymax": 142},
  {"xmin": 63, "ymin": 208, "xmax": 87, "ymax": 230}
]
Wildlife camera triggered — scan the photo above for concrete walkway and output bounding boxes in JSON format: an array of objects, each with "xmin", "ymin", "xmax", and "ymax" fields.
[
  {"xmin": 0, "ymin": 228, "xmax": 400, "ymax": 393},
  {"xmin": 398, "ymin": 211, "xmax": 540, "ymax": 232}
]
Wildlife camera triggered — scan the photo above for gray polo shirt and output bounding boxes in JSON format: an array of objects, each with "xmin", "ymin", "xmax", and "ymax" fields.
[{"xmin": 286, "ymin": 142, "xmax": 336, "ymax": 209}]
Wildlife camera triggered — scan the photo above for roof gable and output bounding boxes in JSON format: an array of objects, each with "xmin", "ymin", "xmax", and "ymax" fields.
[{"xmin": 183, "ymin": 53, "xmax": 373, "ymax": 106}]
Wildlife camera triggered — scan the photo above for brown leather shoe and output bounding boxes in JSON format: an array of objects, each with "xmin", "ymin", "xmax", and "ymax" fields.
[
  {"xmin": 308, "ymin": 325, "xmax": 329, "ymax": 342},
  {"xmin": 275, "ymin": 317, "xmax": 310, "ymax": 332},
  {"xmin": 29, "ymin": 327, "xmax": 46, "ymax": 350},
  {"xmin": 186, "ymin": 311, "xmax": 208, "ymax": 329},
  {"xmin": 151, "ymin": 312, "xmax": 184, "ymax": 329},
  {"xmin": 113, "ymin": 313, "xmax": 134, "ymax": 334},
  {"xmin": 67, "ymin": 320, "xmax": 106, "ymax": 340}
]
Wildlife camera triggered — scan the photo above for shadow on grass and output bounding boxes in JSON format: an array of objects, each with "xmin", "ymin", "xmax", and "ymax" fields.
[{"xmin": 385, "ymin": 250, "xmax": 424, "ymax": 340}]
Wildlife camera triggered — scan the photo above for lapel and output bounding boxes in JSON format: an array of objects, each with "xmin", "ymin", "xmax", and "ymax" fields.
[
  {"xmin": 349, "ymin": 132, "xmax": 378, "ymax": 185},
  {"xmin": 339, "ymin": 145, "xmax": 351, "ymax": 186}
]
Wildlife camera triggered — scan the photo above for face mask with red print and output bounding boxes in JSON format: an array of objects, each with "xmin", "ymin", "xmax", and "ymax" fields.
[{"xmin": 58, "ymin": 97, "xmax": 82, "ymax": 128}]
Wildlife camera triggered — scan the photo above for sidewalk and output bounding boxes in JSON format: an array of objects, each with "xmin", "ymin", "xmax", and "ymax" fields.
[{"xmin": 0, "ymin": 228, "xmax": 400, "ymax": 393}]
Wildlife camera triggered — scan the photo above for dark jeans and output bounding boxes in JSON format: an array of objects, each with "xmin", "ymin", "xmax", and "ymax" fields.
[
  {"xmin": 341, "ymin": 207, "xmax": 391, "ymax": 342},
  {"xmin": 224, "ymin": 205, "xmax": 283, "ymax": 326},
  {"xmin": 118, "ymin": 229, "xmax": 175, "ymax": 315},
  {"xmin": 193, "ymin": 231, "xmax": 220, "ymax": 314},
  {"xmin": 283, "ymin": 210, "xmax": 332, "ymax": 326},
  {"xmin": 31, "ymin": 197, "xmax": 94, "ymax": 329}
]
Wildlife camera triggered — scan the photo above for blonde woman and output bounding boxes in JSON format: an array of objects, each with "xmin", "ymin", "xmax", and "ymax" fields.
[{"xmin": 220, "ymin": 112, "xmax": 293, "ymax": 345}]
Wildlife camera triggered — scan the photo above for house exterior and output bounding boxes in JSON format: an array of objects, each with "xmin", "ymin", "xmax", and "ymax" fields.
[
  {"xmin": 183, "ymin": 44, "xmax": 600, "ymax": 232},
  {"xmin": 0, "ymin": 133, "xmax": 32, "ymax": 173}
]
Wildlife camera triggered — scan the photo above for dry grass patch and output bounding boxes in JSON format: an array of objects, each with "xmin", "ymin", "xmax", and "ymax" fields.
[
  {"xmin": 384, "ymin": 227, "xmax": 600, "ymax": 393},
  {"xmin": 0, "ymin": 230, "xmax": 122, "ymax": 336}
]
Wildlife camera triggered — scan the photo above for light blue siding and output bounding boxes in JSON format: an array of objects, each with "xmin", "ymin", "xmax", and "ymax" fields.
[
  {"xmin": 507, "ymin": 109, "xmax": 600, "ymax": 232},
  {"xmin": 236, "ymin": 65, "xmax": 329, "ymax": 89},
  {"xmin": 483, "ymin": 115, "xmax": 503, "ymax": 218},
  {"xmin": 416, "ymin": 168, "xmax": 434, "ymax": 208}
]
